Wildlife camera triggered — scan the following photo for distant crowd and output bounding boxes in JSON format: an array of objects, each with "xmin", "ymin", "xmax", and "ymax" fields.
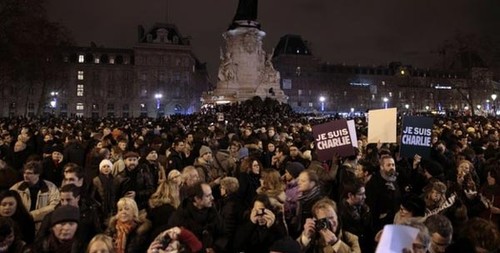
[{"xmin": 0, "ymin": 101, "xmax": 500, "ymax": 253}]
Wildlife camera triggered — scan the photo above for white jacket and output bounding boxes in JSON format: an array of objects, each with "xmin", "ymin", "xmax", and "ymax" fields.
[{"xmin": 10, "ymin": 180, "xmax": 60, "ymax": 222}]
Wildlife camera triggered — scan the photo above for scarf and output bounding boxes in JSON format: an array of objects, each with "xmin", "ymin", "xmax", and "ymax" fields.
[
  {"xmin": 115, "ymin": 220, "xmax": 136, "ymax": 253},
  {"xmin": 297, "ymin": 185, "xmax": 322, "ymax": 203},
  {"xmin": 46, "ymin": 233, "xmax": 74, "ymax": 253},
  {"xmin": 380, "ymin": 170, "xmax": 397, "ymax": 190}
]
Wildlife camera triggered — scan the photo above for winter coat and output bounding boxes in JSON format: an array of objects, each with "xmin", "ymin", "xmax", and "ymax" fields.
[
  {"xmin": 114, "ymin": 167, "xmax": 155, "ymax": 210},
  {"xmin": 233, "ymin": 219, "xmax": 287, "ymax": 252},
  {"xmin": 10, "ymin": 180, "xmax": 60, "ymax": 222},
  {"xmin": 168, "ymin": 200, "xmax": 224, "ymax": 251},
  {"xmin": 105, "ymin": 213, "xmax": 152, "ymax": 253}
]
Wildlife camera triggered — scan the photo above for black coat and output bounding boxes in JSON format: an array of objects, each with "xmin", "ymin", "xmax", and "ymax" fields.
[
  {"xmin": 168, "ymin": 200, "xmax": 224, "ymax": 251},
  {"xmin": 216, "ymin": 193, "xmax": 243, "ymax": 252},
  {"xmin": 233, "ymin": 220, "xmax": 287, "ymax": 253},
  {"xmin": 114, "ymin": 167, "xmax": 155, "ymax": 210},
  {"xmin": 365, "ymin": 171, "xmax": 402, "ymax": 232}
]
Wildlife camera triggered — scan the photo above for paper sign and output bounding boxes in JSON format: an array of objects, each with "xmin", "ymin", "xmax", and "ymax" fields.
[
  {"xmin": 400, "ymin": 116, "xmax": 433, "ymax": 159},
  {"xmin": 347, "ymin": 120, "xmax": 358, "ymax": 148},
  {"xmin": 313, "ymin": 119, "xmax": 355, "ymax": 160},
  {"xmin": 368, "ymin": 108, "xmax": 397, "ymax": 143},
  {"xmin": 375, "ymin": 224, "xmax": 419, "ymax": 253}
]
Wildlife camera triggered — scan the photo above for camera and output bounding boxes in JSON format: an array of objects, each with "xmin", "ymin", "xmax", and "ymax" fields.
[
  {"xmin": 315, "ymin": 218, "xmax": 330, "ymax": 231},
  {"xmin": 158, "ymin": 235, "xmax": 172, "ymax": 249},
  {"xmin": 256, "ymin": 208, "xmax": 265, "ymax": 216}
]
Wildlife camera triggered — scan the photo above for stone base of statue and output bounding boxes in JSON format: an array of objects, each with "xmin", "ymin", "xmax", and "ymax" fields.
[{"xmin": 202, "ymin": 25, "xmax": 288, "ymax": 104}]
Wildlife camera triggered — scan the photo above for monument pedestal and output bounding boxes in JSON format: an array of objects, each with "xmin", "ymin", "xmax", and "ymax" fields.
[{"xmin": 202, "ymin": 25, "xmax": 287, "ymax": 104}]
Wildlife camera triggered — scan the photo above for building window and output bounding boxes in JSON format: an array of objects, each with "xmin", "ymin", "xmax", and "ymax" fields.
[
  {"xmin": 95, "ymin": 58, "xmax": 100, "ymax": 64},
  {"xmin": 389, "ymin": 92, "xmax": 393, "ymax": 97},
  {"xmin": 122, "ymin": 104, "xmax": 129, "ymax": 111},
  {"xmin": 76, "ymin": 103, "xmax": 84, "ymax": 110},
  {"xmin": 61, "ymin": 103, "xmax": 68, "ymax": 110},
  {"xmin": 78, "ymin": 55, "xmax": 84, "ymax": 63},
  {"xmin": 77, "ymin": 71, "xmax": 84, "ymax": 80},
  {"xmin": 109, "ymin": 57, "xmax": 115, "ymax": 64},
  {"xmin": 107, "ymin": 103, "xmax": 114, "ymax": 111},
  {"xmin": 77, "ymin": 84, "xmax": 84, "ymax": 96},
  {"xmin": 9, "ymin": 103, "xmax": 15, "ymax": 109},
  {"xmin": 28, "ymin": 103, "xmax": 34, "ymax": 110},
  {"xmin": 92, "ymin": 104, "xmax": 99, "ymax": 110},
  {"xmin": 309, "ymin": 102, "xmax": 313, "ymax": 107}
]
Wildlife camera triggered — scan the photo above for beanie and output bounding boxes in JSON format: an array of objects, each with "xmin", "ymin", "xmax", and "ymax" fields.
[
  {"xmin": 99, "ymin": 159, "xmax": 113, "ymax": 172},
  {"xmin": 199, "ymin": 145, "xmax": 212, "ymax": 157},
  {"xmin": 286, "ymin": 162, "xmax": 305, "ymax": 179},
  {"xmin": 51, "ymin": 205, "xmax": 80, "ymax": 226},
  {"xmin": 401, "ymin": 195, "xmax": 426, "ymax": 217},
  {"xmin": 238, "ymin": 147, "xmax": 249, "ymax": 160},
  {"xmin": 178, "ymin": 228, "xmax": 202, "ymax": 252},
  {"xmin": 51, "ymin": 144, "xmax": 64, "ymax": 154},
  {"xmin": 421, "ymin": 160, "xmax": 444, "ymax": 178}
]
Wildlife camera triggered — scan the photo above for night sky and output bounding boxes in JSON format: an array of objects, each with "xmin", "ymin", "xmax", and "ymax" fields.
[{"xmin": 47, "ymin": 0, "xmax": 500, "ymax": 77}]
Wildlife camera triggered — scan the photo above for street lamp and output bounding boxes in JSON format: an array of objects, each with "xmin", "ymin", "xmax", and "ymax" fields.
[
  {"xmin": 319, "ymin": 96, "xmax": 325, "ymax": 112},
  {"xmin": 382, "ymin": 97, "xmax": 389, "ymax": 109},
  {"xmin": 492, "ymin": 94, "xmax": 497, "ymax": 115},
  {"xmin": 154, "ymin": 93, "xmax": 163, "ymax": 117},
  {"xmin": 50, "ymin": 91, "xmax": 58, "ymax": 113}
]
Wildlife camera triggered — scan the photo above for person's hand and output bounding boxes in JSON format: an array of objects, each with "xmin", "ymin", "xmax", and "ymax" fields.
[
  {"xmin": 302, "ymin": 218, "xmax": 316, "ymax": 238},
  {"xmin": 147, "ymin": 240, "xmax": 166, "ymax": 253},
  {"xmin": 250, "ymin": 208, "xmax": 259, "ymax": 224},
  {"xmin": 318, "ymin": 228, "xmax": 338, "ymax": 246},
  {"xmin": 262, "ymin": 209, "xmax": 276, "ymax": 228},
  {"xmin": 412, "ymin": 154, "xmax": 421, "ymax": 169}
]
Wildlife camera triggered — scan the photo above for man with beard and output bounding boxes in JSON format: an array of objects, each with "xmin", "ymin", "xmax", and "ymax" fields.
[
  {"xmin": 365, "ymin": 154, "xmax": 401, "ymax": 232},
  {"xmin": 114, "ymin": 151, "xmax": 155, "ymax": 210}
]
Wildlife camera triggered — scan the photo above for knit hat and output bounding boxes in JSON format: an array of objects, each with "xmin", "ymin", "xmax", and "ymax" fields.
[
  {"xmin": 401, "ymin": 196, "xmax": 426, "ymax": 217},
  {"xmin": 286, "ymin": 162, "xmax": 305, "ymax": 179},
  {"xmin": 238, "ymin": 147, "xmax": 249, "ymax": 160},
  {"xmin": 421, "ymin": 160, "xmax": 444, "ymax": 178},
  {"xmin": 99, "ymin": 159, "xmax": 113, "ymax": 172},
  {"xmin": 177, "ymin": 228, "xmax": 203, "ymax": 252},
  {"xmin": 51, "ymin": 205, "xmax": 80, "ymax": 226},
  {"xmin": 51, "ymin": 144, "xmax": 64, "ymax": 154},
  {"xmin": 123, "ymin": 151, "xmax": 140, "ymax": 160},
  {"xmin": 199, "ymin": 145, "xmax": 212, "ymax": 156},
  {"xmin": 269, "ymin": 237, "xmax": 301, "ymax": 253}
]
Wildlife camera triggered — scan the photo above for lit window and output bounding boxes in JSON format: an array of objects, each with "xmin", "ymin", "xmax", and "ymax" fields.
[
  {"xmin": 78, "ymin": 55, "xmax": 84, "ymax": 63},
  {"xmin": 309, "ymin": 102, "xmax": 313, "ymax": 107},
  {"xmin": 77, "ymin": 71, "xmax": 84, "ymax": 80},
  {"xmin": 77, "ymin": 84, "xmax": 84, "ymax": 96},
  {"xmin": 389, "ymin": 92, "xmax": 393, "ymax": 97},
  {"xmin": 76, "ymin": 103, "xmax": 84, "ymax": 110},
  {"xmin": 109, "ymin": 58, "xmax": 115, "ymax": 64},
  {"xmin": 95, "ymin": 58, "xmax": 100, "ymax": 64}
]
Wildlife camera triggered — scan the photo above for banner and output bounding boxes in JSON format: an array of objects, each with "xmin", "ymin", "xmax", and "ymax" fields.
[
  {"xmin": 400, "ymin": 116, "xmax": 433, "ymax": 159},
  {"xmin": 313, "ymin": 119, "xmax": 355, "ymax": 160},
  {"xmin": 368, "ymin": 108, "xmax": 397, "ymax": 143}
]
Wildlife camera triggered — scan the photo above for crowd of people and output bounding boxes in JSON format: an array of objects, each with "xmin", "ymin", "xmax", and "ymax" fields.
[{"xmin": 0, "ymin": 101, "xmax": 500, "ymax": 253}]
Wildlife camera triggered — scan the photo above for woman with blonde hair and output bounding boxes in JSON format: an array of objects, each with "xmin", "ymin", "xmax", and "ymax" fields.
[
  {"xmin": 148, "ymin": 177, "xmax": 181, "ymax": 239},
  {"xmin": 106, "ymin": 198, "xmax": 151, "ymax": 253},
  {"xmin": 87, "ymin": 234, "xmax": 115, "ymax": 253},
  {"xmin": 257, "ymin": 168, "xmax": 286, "ymax": 211}
]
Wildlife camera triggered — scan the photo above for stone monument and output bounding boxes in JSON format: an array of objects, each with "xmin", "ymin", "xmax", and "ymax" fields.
[{"xmin": 202, "ymin": 0, "xmax": 287, "ymax": 104}]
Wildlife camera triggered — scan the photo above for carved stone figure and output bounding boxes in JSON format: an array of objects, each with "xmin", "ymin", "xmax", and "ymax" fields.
[{"xmin": 218, "ymin": 51, "xmax": 237, "ymax": 81}]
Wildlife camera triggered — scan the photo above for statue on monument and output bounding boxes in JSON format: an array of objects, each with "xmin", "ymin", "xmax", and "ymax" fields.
[
  {"xmin": 218, "ymin": 49, "xmax": 237, "ymax": 82},
  {"xmin": 233, "ymin": 0, "xmax": 258, "ymax": 21}
]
